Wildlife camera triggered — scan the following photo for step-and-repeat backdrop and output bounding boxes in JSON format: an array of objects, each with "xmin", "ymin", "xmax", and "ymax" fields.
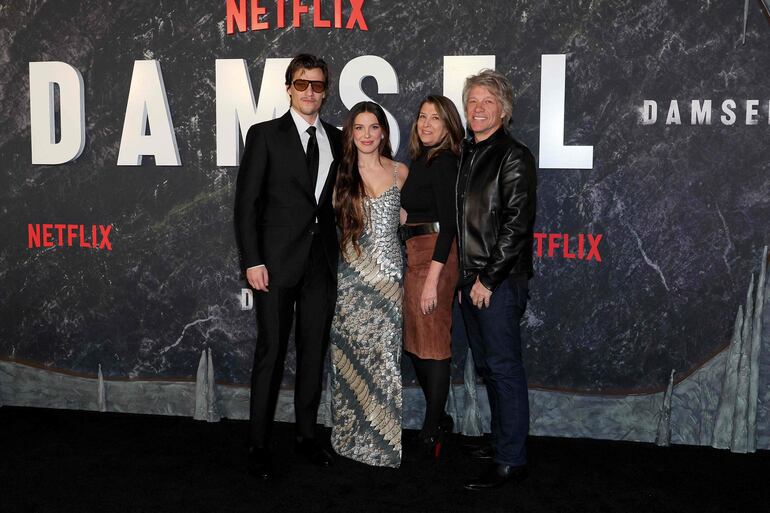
[{"xmin": 1, "ymin": 1, "xmax": 768, "ymax": 398}]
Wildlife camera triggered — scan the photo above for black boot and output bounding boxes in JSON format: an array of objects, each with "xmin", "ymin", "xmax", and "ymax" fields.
[{"xmin": 464, "ymin": 463, "xmax": 528, "ymax": 490}]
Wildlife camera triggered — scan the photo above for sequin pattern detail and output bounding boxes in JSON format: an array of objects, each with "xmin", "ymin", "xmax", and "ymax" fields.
[{"xmin": 330, "ymin": 183, "xmax": 403, "ymax": 468}]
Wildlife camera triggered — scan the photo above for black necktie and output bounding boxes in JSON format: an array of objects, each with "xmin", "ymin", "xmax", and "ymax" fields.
[{"xmin": 306, "ymin": 126, "xmax": 319, "ymax": 191}]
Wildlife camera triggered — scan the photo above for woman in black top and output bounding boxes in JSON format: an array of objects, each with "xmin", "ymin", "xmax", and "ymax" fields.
[{"xmin": 400, "ymin": 95, "xmax": 464, "ymax": 457}]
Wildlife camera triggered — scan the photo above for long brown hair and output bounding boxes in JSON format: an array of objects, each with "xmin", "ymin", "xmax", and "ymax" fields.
[
  {"xmin": 335, "ymin": 101, "xmax": 393, "ymax": 257},
  {"xmin": 408, "ymin": 95, "xmax": 464, "ymax": 164}
]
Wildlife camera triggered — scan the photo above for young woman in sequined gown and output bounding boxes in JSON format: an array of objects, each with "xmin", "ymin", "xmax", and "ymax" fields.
[{"xmin": 330, "ymin": 101, "xmax": 409, "ymax": 467}]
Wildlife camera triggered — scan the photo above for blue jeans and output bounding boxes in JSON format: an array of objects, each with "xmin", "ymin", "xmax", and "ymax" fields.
[{"xmin": 459, "ymin": 278, "xmax": 529, "ymax": 466}]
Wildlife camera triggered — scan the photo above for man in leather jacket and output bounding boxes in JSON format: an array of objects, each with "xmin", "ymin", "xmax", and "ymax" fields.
[{"xmin": 456, "ymin": 69, "xmax": 537, "ymax": 491}]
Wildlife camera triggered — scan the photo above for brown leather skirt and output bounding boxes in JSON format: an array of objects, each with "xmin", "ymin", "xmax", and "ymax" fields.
[{"xmin": 403, "ymin": 233, "xmax": 458, "ymax": 360}]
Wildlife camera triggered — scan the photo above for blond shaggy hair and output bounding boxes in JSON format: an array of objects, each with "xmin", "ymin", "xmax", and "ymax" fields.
[{"xmin": 462, "ymin": 69, "xmax": 514, "ymax": 125}]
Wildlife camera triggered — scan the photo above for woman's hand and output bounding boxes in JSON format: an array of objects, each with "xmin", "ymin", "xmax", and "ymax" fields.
[
  {"xmin": 420, "ymin": 280, "xmax": 439, "ymax": 315},
  {"xmin": 420, "ymin": 260, "xmax": 445, "ymax": 314}
]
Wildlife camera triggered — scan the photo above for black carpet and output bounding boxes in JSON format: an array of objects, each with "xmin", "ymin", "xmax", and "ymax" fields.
[{"xmin": 1, "ymin": 406, "xmax": 768, "ymax": 513}]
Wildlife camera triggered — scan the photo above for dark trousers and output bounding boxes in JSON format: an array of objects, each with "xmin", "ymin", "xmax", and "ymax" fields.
[
  {"xmin": 459, "ymin": 278, "xmax": 529, "ymax": 466},
  {"xmin": 249, "ymin": 235, "xmax": 335, "ymax": 447}
]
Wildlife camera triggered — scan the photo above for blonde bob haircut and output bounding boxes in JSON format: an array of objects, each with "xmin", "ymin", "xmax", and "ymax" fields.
[{"xmin": 461, "ymin": 69, "xmax": 515, "ymax": 126}]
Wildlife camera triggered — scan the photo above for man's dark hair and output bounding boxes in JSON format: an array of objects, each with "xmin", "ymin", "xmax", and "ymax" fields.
[{"xmin": 285, "ymin": 54, "xmax": 330, "ymax": 89}]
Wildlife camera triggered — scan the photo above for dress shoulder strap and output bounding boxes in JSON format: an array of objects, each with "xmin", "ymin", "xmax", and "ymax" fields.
[{"xmin": 392, "ymin": 162, "xmax": 399, "ymax": 186}]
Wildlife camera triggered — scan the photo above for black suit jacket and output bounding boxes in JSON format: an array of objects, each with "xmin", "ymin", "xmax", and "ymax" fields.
[{"xmin": 234, "ymin": 110, "xmax": 343, "ymax": 286}]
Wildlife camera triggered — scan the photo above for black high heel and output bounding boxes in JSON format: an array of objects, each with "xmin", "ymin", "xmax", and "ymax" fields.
[
  {"xmin": 421, "ymin": 414, "xmax": 454, "ymax": 460},
  {"xmin": 438, "ymin": 414, "xmax": 454, "ymax": 435},
  {"xmin": 419, "ymin": 432, "xmax": 444, "ymax": 460}
]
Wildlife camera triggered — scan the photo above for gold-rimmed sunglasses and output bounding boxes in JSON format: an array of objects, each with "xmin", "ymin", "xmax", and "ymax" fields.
[{"xmin": 292, "ymin": 79, "xmax": 327, "ymax": 93}]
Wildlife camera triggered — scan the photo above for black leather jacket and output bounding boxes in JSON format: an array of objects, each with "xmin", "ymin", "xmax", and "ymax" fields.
[{"xmin": 456, "ymin": 127, "xmax": 537, "ymax": 290}]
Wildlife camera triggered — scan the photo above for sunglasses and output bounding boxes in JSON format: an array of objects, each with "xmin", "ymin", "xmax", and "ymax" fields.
[{"xmin": 292, "ymin": 79, "xmax": 326, "ymax": 93}]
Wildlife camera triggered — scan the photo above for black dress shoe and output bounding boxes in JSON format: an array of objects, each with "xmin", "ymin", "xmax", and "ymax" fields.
[
  {"xmin": 247, "ymin": 446, "xmax": 272, "ymax": 480},
  {"xmin": 464, "ymin": 463, "xmax": 528, "ymax": 490},
  {"xmin": 295, "ymin": 438, "xmax": 335, "ymax": 467},
  {"xmin": 467, "ymin": 445, "xmax": 494, "ymax": 459}
]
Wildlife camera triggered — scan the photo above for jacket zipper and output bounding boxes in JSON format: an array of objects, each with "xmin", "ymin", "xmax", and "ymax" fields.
[{"xmin": 456, "ymin": 148, "xmax": 478, "ymax": 277}]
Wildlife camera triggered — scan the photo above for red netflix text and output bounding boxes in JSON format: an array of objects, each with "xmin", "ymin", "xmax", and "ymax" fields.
[
  {"xmin": 28, "ymin": 224, "xmax": 113, "ymax": 251},
  {"xmin": 226, "ymin": 0, "xmax": 368, "ymax": 34},
  {"xmin": 534, "ymin": 233, "xmax": 602, "ymax": 262}
]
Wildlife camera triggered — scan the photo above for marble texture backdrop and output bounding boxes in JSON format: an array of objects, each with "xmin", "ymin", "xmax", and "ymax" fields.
[{"xmin": 0, "ymin": 1, "xmax": 768, "ymax": 406}]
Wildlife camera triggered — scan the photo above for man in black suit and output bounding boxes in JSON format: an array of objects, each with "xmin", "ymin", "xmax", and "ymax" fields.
[{"xmin": 234, "ymin": 54, "xmax": 342, "ymax": 479}]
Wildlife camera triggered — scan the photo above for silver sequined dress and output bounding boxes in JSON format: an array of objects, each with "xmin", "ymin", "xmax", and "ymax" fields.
[{"xmin": 330, "ymin": 176, "xmax": 403, "ymax": 468}]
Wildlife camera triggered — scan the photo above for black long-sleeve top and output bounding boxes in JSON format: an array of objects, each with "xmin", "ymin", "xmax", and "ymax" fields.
[{"xmin": 400, "ymin": 146, "xmax": 458, "ymax": 263}]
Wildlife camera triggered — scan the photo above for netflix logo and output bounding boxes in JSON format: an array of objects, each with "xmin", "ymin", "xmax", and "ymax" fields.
[
  {"xmin": 226, "ymin": 0, "xmax": 368, "ymax": 34},
  {"xmin": 534, "ymin": 233, "xmax": 603, "ymax": 262},
  {"xmin": 28, "ymin": 224, "xmax": 113, "ymax": 251}
]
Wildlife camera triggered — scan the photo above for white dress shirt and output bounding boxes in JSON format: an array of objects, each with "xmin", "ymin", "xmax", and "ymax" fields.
[{"xmin": 289, "ymin": 107, "xmax": 334, "ymax": 202}]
